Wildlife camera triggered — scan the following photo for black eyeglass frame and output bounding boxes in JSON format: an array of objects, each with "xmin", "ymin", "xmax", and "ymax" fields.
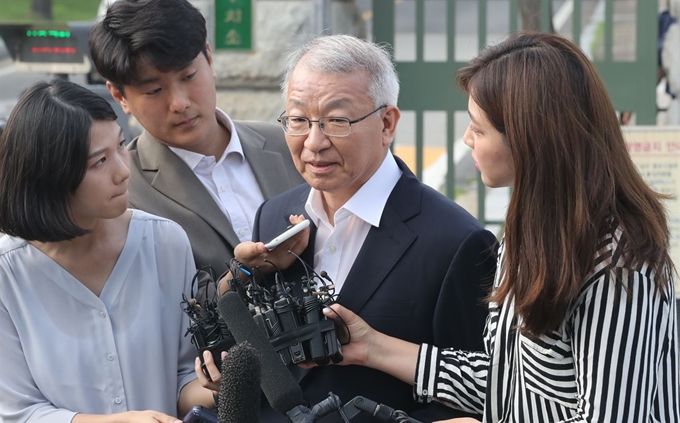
[{"xmin": 277, "ymin": 105, "xmax": 388, "ymax": 137}]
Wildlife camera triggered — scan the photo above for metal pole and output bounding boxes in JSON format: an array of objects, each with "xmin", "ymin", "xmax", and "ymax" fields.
[{"xmin": 316, "ymin": 0, "xmax": 331, "ymax": 34}]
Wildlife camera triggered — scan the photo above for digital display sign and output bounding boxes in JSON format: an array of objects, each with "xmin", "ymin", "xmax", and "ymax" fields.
[
  {"xmin": 20, "ymin": 28, "xmax": 81, "ymax": 64},
  {"xmin": 0, "ymin": 23, "xmax": 91, "ymax": 74}
]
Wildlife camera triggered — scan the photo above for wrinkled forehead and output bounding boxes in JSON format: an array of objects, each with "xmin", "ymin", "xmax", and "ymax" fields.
[{"xmin": 287, "ymin": 68, "xmax": 372, "ymax": 107}]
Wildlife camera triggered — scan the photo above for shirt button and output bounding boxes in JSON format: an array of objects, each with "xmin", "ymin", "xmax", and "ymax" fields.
[
  {"xmin": 114, "ymin": 397, "xmax": 122, "ymax": 404},
  {"xmin": 99, "ymin": 311, "xmax": 106, "ymax": 318},
  {"xmin": 423, "ymin": 389, "xmax": 429, "ymax": 395},
  {"xmin": 220, "ymin": 184, "xmax": 227, "ymax": 192},
  {"xmin": 107, "ymin": 354, "xmax": 115, "ymax": 361},
  {"xmin": 238, "ymin": 228, "xmax": 246, "ymax": 236},
  {"xmin": 329, "ymin": 245, "xmax": 337, "ymax": 254}
]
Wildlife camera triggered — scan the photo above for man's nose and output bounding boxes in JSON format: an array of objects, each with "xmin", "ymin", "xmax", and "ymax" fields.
[
  {"xmin": 304, "ymin": 121, "xmax": 331, "ymax": 151},
  {"xmin": 169, "ymin": 87, "xmax": 190, "ymax": 112}
]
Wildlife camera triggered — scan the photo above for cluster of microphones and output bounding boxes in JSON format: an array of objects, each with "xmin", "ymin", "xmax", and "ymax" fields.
[
  {"xmin": 181, "ymin": 257, "xmax": 423, "ymax": 422},
  {"xmin": 190, "ymin": 290, "xmax": 423, "ymax": 423}
]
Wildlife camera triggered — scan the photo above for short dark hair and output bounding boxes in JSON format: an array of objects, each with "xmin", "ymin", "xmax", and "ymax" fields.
[
  {"xmin": 0, "ymin": 79, "xmax": 118, "ymax": 242},
  {"xmin": 89, "ymin": 0, "xmax": 208, "ymax": 93}
]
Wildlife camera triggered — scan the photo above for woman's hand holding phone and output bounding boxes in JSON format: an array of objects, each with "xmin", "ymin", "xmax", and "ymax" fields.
[{"xmin": 230, "ymin": 214, "xmax": 311, "ymax": 278}]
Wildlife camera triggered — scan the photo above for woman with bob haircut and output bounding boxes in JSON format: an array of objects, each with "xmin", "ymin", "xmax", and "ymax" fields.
[
  {"xmin": 320, "ymin": 32, "xmax": 679, "ymax": 422},
  {"xmin": 0, "ymin": 79, "xmax": 215, "ymax": 423}
]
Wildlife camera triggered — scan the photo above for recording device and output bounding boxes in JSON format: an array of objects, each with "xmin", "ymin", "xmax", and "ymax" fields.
[
  {"xmin": 217, "ymin": 291, "xmax": 422, "ymax": 423},
  {"xmin": 181, "ymin": 266, "xmax": 236, "ymax": 380},
  {"xmin": 218, "ymin": 290, "xmax": 307, "ymax": 416},
  {"xmin": 217, "ymin": 341, "xmax": 261, "ymax": 423},
  {"xmin": 336, "ymin": 395, "xmax": 423, "ymax": 423},
  {"xmin": 264, "ymin": 219, "xmax": 310, "ymax": 250},
  {"xmin": 225, "ymin": 254, "xmax": 343, "ymax": 367},
  {"xmin": 182, "ymin": 406, "xmax": 217, "ymax": 423},
  {"xmin": 291, "ymin": 393, "xmax": 424, "ymax": 423}
]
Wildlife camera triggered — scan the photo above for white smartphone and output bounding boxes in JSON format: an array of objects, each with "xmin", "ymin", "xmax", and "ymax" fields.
[{"xmin": 264, "ymin": 219, "xmax": 310, "ymax": 251}]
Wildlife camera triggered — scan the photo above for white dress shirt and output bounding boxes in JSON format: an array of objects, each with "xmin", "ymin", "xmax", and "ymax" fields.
[
  {"xmin": 170, "ymin": 109, "xmax": 264, "ymax": 243},
  {"xmin": 0, "ymin": 211, "xmax": 197, "ymax": 423},
  {"xmin": 305, "ymin": 151, "xmax": 402, "ymax": 292}
]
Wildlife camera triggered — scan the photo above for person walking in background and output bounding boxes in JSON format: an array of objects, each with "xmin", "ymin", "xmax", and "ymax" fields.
[
  {"xmin": 0, "ymin": 79, "xmax": 215, "ymax": 423},
  {"xmin": 321, "ymin": 32, "xmax": 679, "ymax": 423}
]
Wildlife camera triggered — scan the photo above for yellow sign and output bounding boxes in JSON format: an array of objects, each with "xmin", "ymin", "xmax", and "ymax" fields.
[{"xmin": 624, "ymin": 126, "xmax": 680, "ymax": 299}]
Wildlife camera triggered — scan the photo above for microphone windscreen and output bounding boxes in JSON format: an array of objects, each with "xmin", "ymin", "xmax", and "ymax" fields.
[
  {"xmin": 217, "ymin": 341, "xmax": 261, "ymax": 423},
  {"xmin": 217, "ymin": 291, "xmax": 306, "ymax": 415}
]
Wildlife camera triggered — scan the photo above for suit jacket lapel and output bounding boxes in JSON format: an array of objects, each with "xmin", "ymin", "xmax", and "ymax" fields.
[
  {"xmin": 339, "ymin": 160, "xmax": 421, "ymax": 313},
  {"xmin": 135, "ymin": 131, "xmax": 241, "ymax": 248},
  {"xmin": 236, "ymin": 122, "xmax": 295, "ymax": 199}
]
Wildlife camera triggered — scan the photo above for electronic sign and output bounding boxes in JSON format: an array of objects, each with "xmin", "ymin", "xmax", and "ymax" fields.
[{"xmin": 0, "ymin": 23, "xmax": 91, "ymax": 74}]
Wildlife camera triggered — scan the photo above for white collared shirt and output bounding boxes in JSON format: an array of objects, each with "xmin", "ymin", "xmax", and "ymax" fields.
[
  {"xmin": 170, "ymin": 109, "xmax": 264, "ymax": 243},
  {"xmin": 305, "ymin": 151, "xmax": 402, "ymax": 292}
]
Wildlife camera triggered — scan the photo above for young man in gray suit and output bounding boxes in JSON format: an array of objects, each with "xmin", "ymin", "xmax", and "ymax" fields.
[{"xmin": 88, "ymin": 0, "xmax": 304, "ymax": 284}]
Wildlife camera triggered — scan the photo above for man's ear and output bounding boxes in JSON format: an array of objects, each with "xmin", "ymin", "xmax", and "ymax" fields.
[
  {"xmin": 205, "ymin": 42, "xmax": 216, "ymax": 78},
  {"xmin": 381, "ymin": 105, "xmax": 401, "ymax": 147},
  {"xmin": 106, "ymin": 81, "xmax": 132, "ymax": 114}
]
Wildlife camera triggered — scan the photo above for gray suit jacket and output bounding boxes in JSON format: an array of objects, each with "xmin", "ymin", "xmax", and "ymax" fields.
[{"xmin": 127, "ymin": 119, "xmax": 304, "ymax": 281}]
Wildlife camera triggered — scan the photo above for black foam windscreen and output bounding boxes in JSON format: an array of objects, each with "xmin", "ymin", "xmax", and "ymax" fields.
[
  {"xmin": 217, "ymin": 291, "xmax": 306, "ymax": 416},
  {"xmin": 217, "ymin": 341, "xmax": 261, "ymax": 423}
]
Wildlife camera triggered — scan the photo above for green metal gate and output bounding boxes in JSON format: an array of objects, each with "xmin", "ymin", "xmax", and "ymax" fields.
[{"xmin": 371, "ymin": 0, "xmax": 657, "ymax": 225}]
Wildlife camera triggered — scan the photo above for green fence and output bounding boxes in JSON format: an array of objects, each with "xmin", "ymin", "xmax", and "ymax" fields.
[{"xmin": 372, "ymin": 0, "xmax": 657, "ymax": 225}]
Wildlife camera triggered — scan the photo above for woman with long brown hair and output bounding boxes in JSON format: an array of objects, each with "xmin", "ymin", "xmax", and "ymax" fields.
[{"xmin": 323, "ymin": 32, "xmax": 679, "ymax": 422}]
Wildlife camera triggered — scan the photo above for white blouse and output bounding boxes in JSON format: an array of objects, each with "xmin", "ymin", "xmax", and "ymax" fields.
[{"xmin": 0, "ymin": 211, "xmax": 198, "ymax": 423}]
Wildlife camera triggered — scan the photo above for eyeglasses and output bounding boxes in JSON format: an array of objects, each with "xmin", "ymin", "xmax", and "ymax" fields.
[{"xmin": 277, "ymin": 105, "xmax": 387, "ymax": 137}]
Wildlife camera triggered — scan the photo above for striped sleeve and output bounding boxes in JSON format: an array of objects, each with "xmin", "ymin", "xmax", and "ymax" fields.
[
  {"xmin": 566, "ymin": 266, "xmax": 679, "ymax": 423},
  {"xmin": 413, "ymin": 343, "xmax": 488, "ymax": 415}
]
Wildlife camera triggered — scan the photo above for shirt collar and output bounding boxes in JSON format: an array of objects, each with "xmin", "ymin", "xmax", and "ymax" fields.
[
  {"xmin": 169, "ymin": 108, "xmax": 245, "ymax": 169},
  {"xmin": 305, "ymin": 150, "xmax": 402, "ymax": 228}
]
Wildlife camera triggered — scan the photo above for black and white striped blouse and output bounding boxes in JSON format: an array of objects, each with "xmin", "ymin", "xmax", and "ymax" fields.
[{"xmin": 414, "ymin": 228, "xmax": 679, "ymax": 422}]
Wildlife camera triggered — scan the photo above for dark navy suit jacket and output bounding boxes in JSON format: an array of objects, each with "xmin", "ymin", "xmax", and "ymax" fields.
[{"xmin": 255, "ymin": 157, "xmax": 498, "ymax": 422}]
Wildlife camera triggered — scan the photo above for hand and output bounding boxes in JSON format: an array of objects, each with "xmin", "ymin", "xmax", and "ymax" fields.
[
  {"xmin": 321, "ymin": 303, "xmax": 377, "ymax": 367},
  {"xmin": 194, "ymin": 350, "xmax": 226, "ymax": 393},
  {"xmin": 73, "ymin": 410, "xmax": 184, "ymax": 423},
  {"xmin": 121, "ymin": 410, "xmax": 183, "ymax": 423},
  {"xmin": 320, "ymin": 304, "xmax": 421, "ymax": 385},
  {"xmin": 233, "ymin": 214, "xmax": 310, "ymax": 273}
]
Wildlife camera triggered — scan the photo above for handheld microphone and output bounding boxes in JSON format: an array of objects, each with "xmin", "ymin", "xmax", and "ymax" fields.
[
  {"xmin": 341, "ymin": 396, "xmax": 423, "ymax": 423},
  {"xmin": 217, "ymin": 291, "xmax": 308, "ymax": 418},
  {"xmin": 217, "ymin": 341, "xmax": 261, "ymax": 423}
]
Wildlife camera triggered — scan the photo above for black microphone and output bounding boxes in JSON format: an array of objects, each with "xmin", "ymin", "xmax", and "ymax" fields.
[
  {"xmin": 217, "ymin": 291, "xmax": 310, "ymax": 420},
  {"xmin": 217, "ymin": 341, "xmax": 261, "ymax": 423},
  {"xmin": 341, "ymin": 396, "xmax": 423, "ymax": 423}
]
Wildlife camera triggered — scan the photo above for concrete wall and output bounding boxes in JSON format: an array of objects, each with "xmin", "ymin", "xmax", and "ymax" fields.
[
  {"xmin": 191, "ymin": 0, "xmax": 364, "ymax": 121},
  {"xmin": 209, "ymin": 1, "xmax": 317, "ymax": 121}
]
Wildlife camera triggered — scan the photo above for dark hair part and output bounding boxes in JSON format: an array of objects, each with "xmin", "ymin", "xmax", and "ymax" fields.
[
  {"xmin": 0, "ymin": 79, "xmax": 118, "ymax": 242},
  {"xmin": 457, "ymin": 32, "xmax": 674, "ymax": 335},
  {"xmin": 89, "ymin": 0, "xmax": 208, "ymax": 93}
]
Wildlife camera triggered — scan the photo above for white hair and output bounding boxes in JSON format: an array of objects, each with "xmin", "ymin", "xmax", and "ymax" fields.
[{"xmin": 280, "ymin": 34, "xmax": 400, "ymax": 107}]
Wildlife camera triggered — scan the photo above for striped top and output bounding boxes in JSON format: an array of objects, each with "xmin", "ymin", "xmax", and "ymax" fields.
[{"xmin": 414, "ymin": 228, "xmax": 679, "ymax": 422}]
